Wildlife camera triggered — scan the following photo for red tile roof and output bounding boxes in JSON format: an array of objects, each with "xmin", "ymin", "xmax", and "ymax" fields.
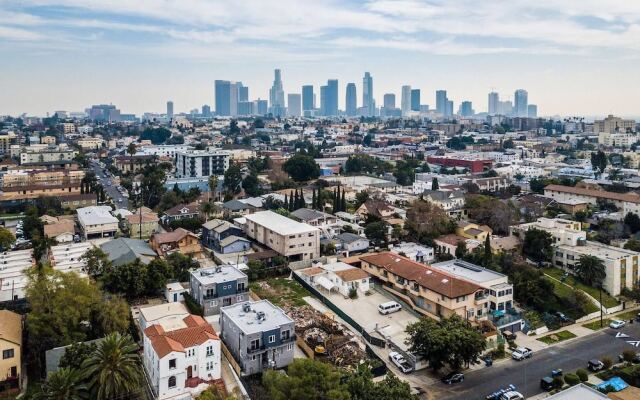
[
  {"xmin": 545, "ymin": 184, "xmax": 640, "ymax": 203},
  {"xmin": 145, "ymin": 315, "xmax": 219, "ymax": 358},
  {"xmin": 360, "ymin": 252, "xmax": 480, "ymax": 298}
]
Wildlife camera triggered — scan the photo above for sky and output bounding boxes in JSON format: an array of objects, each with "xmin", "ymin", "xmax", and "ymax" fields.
[{"xmin": 1, "ymin": 0, "xmax": 640, "ymax": 118}]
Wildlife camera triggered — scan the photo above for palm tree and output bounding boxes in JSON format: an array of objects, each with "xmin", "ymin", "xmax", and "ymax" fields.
[
  {"xmin": 35, "ymin": 367, "xmax": 87, "ymax": 400},
  {"xmin": 575, "ymin": 255, "xmax": 606, "ymax": 287},
  {"xmin": 208, "ymin": 175, "xmax": 219, "ymax": 202},
  {"xmin": 201, "ymin": 201, "xmax": 214, "ymax": 221},
  {"xmin": 81, "ymin": 332, "xmax": 142, "ymax": 400}
]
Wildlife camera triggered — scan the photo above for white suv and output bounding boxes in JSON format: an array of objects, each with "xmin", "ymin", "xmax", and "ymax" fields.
[
  {"xmin": 389, "ymin": 351, "xmax": 413, "ymax": 373},
  {"xmin": 500, "ymin": 391, "xmax": 524, "ymax": 400},
  {"xmin": 511, "ymin": 347, "xmax": 533, "ymax": 361}
]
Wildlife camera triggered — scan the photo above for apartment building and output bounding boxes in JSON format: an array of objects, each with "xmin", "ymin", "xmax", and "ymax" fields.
[
  {"xmin": 76, "ymin": 137, "xmax": 104, "ymax": 150},
  {"xmin": 189, "ymin": 265, "xmax": 249, "ymax": 316},
  {"xmin": 544, "ymin": 185, "xmax": 640, "ymax": 215},
  {"xmin": 0, "ymin": 183, "xmax": 82, "ymax": 201},
  {"xmin": 143, "ymin": 314, "xmax": 221, "ymax": 400},
  {"xmin": 219, "ymin": 300, "xmax": 295, "ymax": 375},
  {"xmin": 20, "ymin": 147, "xmax": 77, "ymax": 165},
  {"xmin": 113, "ymin": 155, "xmax": 155, "ymax": 174},
  {"xmin": 136, "ymin": 144, "xmax": 194, "ymax": 158},
  {"xmin": 359, "ymin": 252, "xmax": 484, "ymax": 321},
  {"xmin": 510, "ymin": 217, "xmax": 585, "ymax": 247},
  {"xmin": 0, "ymin": 250, "xmax": 35, "ymax": 302},
  {"xmin": 125, "ymin": 212, "xmax": 160, "ymax": 239},
  {"xmin": 175, "ymin": 149, "xmax": 231, "ymax": 179},
  {"xmin": 594, "ymin": 115, "xmax": 635, "ymax": 134},
  {"xmin": 1, "ymin": 169, "xmax": 85, "ymax": 188},
  {"xmin": 77, "ymin": 206, "xmax": 118, "ymax": 239},
  {"xmin": 49, "ymin": 242, "xmax": 94, "ymax": 276},
  {"xmin": 244, "ymin": 210, "xmax": 320, "ymax": 261},
  {"xmin": 0, "ymin": 310, "xmax": 22, "ymax": 391}
]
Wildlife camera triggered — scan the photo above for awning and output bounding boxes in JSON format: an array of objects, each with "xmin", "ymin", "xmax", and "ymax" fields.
[{"xmin": 316, "ymin": 276, "xmax": 336, "ymax": 291}]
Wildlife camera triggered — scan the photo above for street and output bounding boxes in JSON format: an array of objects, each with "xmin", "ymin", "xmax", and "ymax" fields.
[
  {"xmin": 89, "ymin": 160, "xmax": 130, "ymax": 209},
  {"xmin": 430, "ymin": 322, "xmax": 640, "ymax": 400}
]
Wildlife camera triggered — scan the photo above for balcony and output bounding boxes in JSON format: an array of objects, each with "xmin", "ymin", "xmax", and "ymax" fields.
[
  {"xmin": 247, "ymin": 344, "xmax": 266, "ymax": 354},
  {"xmin": 487, "ymin": 309, "xmax": 523, "ymax": 328}
]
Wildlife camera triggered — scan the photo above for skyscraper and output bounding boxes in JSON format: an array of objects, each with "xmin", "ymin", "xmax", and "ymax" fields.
[
  {"xmin": 214, "ymin": 80, "xmax": 238, "ymax": 116},
  {"xmin": 401, "ymin": 85, "xmax": 411, "ymax": 116},
  {"xmin": 459, "ymin": 101, "xmax": 474, "ymax": 117},
  {"xmin": 287, "ymin": 94, "xmax": 301, "ymax": 117},
  {"xmin": 166, "ymin": 101, "xmax": 173, "ymax": 118},
  {"xmin": 346, "ymin": 83, "xmax": 357, "ymax": 116},
  {"xmin": 326, "ymin": 79, "xmax": 338, "ymax": 116},
  {"xmin": 499, "ymin": 100, "xmax": 513, "ymax": 116},
  {"xmin": 201, "ymin": 104, "xmax": 211, "ymax": 118},
  {"xmin": 527, "ymin": 104, "xmax": 538, "ymax": 118},
  {"xmin": 446, "ymin": 100, "xmax": 454, "ymax": 117},
  {"xmin": 269, "ymin": 69, "xmax": 285, "ymax": 117},
  {"xmin": 238, "ymin": 83, "xmax": 249, "ymax": 102},
  {"xmin": 320, "ymin": 85, "xmax": 328, "ymax": 116},
  {"xmin": 488, "ymin": 91, "xmax": 499, "ymax": 115},
  {"xmin": 383, "ymin": 93, "xmax": 396, "ymax": 109},
  {"xmin": 435, "ymin": 90, "xmax": 448, "ymax": 115},
  {"xmin": 362, "ymin": 72, "xmax": 374, "ymax": 116},
  {"xmin": 514, "ymin": 89, "xmax": 528, "ymax": 117},
  {"xmin": 302, "ymin": 85, "xmax": 314, "ymax": 112},
  {"xmin": 411, "ymin": 89, "xmax": 421, "ymax": 112}
]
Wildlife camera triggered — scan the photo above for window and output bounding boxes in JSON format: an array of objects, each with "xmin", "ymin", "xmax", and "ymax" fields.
[
  {"xmin": 2, "ymin": 349, "xmax": 14, "ymax": 359},
  {"xmin": 268, "ymin": 335, "xmax": 276, "ymax": 343},
  {"xmin": 206, "ymin": 345, "xmax": 214, "ymax": 357},
  {"xmin": 168, "ymin": 376, "xmax": 176, "ymax": 388},
  {"xmin": 169, "ymin": 359, "xmax": 176, "ymax": 369},
  {"xmin": 250, "ymin": 339, "xmax": 260, "ymax": 350},
  {"xmin": 206, "ymin": 361, "xmax": 214, "ymax": 371},
  {"xmin": 287, "ymin": 344, "xmax": 293, "ymax": 351},
  {"xmin": 281, "ymin": 330, "xmax": 290, "ymax": 340}
]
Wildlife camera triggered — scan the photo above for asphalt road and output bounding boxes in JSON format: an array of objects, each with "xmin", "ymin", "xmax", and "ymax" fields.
[
  {"xmin": 89, "ymin": 161, "xmax": 130, "ymax": 209},
  {"xmin": 432, "ymin": 322, "xmax": 640, "ymax": 400}
]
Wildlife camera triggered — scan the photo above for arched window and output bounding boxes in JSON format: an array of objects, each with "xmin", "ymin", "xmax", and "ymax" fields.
[{"xmin": 168, "ymin": 376, "xmax": 176, "ymax": 388}]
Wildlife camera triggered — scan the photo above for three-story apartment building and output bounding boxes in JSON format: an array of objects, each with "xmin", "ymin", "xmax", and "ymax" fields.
[{"xmin": 190, "ymin": 265, "xmax": 249, "ymax": 316}]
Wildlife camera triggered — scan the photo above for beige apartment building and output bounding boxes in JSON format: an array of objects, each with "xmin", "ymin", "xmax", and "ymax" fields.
[
  {"xmin": 244, "ymin": 210, "xmax": 320, "ymax": 261},
  {"xmin": 0, "ymin": 310, "xmax": 22, "ymax": 391},
  {"xmin": 76, "ymin": 137, "xmax": 104, "ymax": 150},
  {"xmin": 20, "ymin": 148, "xmax": 77, "ymax": 165},
  {"xmin": 594, "ymin": 115, "xmax": 636, "ymax": 134},
  {"xmin": 544, "ymin": 185, "xmax": 640, "ymax": 215},
  {"xmin": 1, "ymin": 169, "xmax": 85, "ymax": 188}
]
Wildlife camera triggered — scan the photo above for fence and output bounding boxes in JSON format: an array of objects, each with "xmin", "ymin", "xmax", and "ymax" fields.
[
  {"xmin": 221, "ymin": 340, "xmax": 243, "ymax": 377},
  {"xmin": 291, "ymin": 272, "xmax": 386, "ymax": 348}
]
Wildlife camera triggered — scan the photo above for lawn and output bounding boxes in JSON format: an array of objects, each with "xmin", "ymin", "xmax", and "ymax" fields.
[
  {"xmin": 249, "ymin": 277, "xmax": 310, "ymax": 307},
  {"xmin": 543, "ymin": 267, "xmax": 619, "ymax": 308},
  {"xmin": 615, "ymin": 310, "xmax": 639, "ymax": 321},
  {"xmin": 537, "ymin": 330, "xmax": 577, "ymax": 344},
  {"xmin": 545, "ymin": 276, "xmax": 599, "ymax": 317},
  {"xmin": 582, "ymin": 318, "xmax": 613, "ymax": 330}
]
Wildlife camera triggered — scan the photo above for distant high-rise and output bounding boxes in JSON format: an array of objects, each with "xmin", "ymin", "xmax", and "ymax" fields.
[
  {"xmin": 527, "ymin": 104, "xmax": 538, "ymax": 118},
  {"xmin": 202, "ymin": 104, "xmax": 211, "ymax": 118},
  {"xmin": 346, "ymin": 83, "xmax": 357, "ymax": 116},
  {"xmin": 383, "ymin": 93, "xmax": 396, "ymax": 109},
  {"xmin": 320, "ymin": 85, "xmax": 328, "ymax": 116},
  {"xmin": 459, "ymin": 101, "xmax": 474, "ymax": 117},
  {"xmin": 238, "ymin": 101, "xmax": 255, "ymax": 116},
  {"xmin": 287, "ymin": 94, "xmax": 302, "ymax": 117},
  {"xmin": 269, "ymin": 69, "xmax": 286, "ymax": 117},
  {"xmin": 302, "ymin": 85, "xmax": 314, "ymax": 112},
  {"xmin": 435, "ymin": 90, "xmax": 448, "ymax": 115},
  {"xmin": 514, "ymin": 89, "xmax": 528, "ymax": 117},
  {"xmin": 488, "ymin": 92, "xmax": 499, "ymax": 115},
  {"xmin": 214, "ymin": 80, "xmax": 238, "ymax": 116},
  {"xmin": 401, "ymin": 85, "xmax": 412, "ymax": 116},
  {"xmin": 499, "ymin": 100, "xmax": 513, "ymax": 116},
  {"xmin": 238, "ymin": 83, "xmax": 249, "ymax": 102},
  {"xmin": 446, "ymin": 100, "xmax": 454, "ymax": 117},
  {"xmin": 410, "ymin": 89, "xmax": 420, "ymax": 112},
  {"xmin": 256, "ymin": 99, "xmax": 268, "ymax": 115},
  {"xmin": 322, "ymin": 79, "xmax": 338, "ymax": 116},
  {"xmin": 166, "ymin": 101, "xmax": 174, "ymax": 118},
  {"xmin": 362, "ymin": 72, "xmax": 374, "ymax": 117}
]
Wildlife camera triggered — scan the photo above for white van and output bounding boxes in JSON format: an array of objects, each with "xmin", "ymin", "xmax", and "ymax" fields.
[{"xmin": 378, "ymin": 301, "xmax": 402, "ymax": 315}]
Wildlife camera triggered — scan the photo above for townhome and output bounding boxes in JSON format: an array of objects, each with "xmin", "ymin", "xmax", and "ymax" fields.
[
  {"xmin": 143, "ymin": 314, "xmax": 221, "ymax": 400},
  {"xmin": 219, "ymin": 300, "xmax": 295, "ymax": 375},
  {"xmin": 244, "ymin": 211, "xmax": 320, "ymax": 261},
  {"xmin": 190, "ymin": 265, "xmax": 249, "ymax": 316},
  {"xmin": 151, "ymin": 228, "xmax": 205, "ymax": 259},
  {"xmin": 0, "ymin": 310, "xmax": 22, "ymax": 392},
  {"xmin": 201, "ymin": 219, "xmax": 247, "ymax": 253},
  {"xmin": 77, "ymin": 206, "xmax": 118, "ymax": 239},
  {"xmin": 298, "ymin": 261, "xmax": 371, "ymax": 297}
]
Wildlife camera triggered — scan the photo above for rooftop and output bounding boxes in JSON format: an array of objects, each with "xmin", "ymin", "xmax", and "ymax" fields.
[
  {"xmin": 545, "ymin": 184, "xmax": 640, "ymax": 204},
  {"xmin": 77, "ymin": 206, "xmax": 118, "ymax": 225},
  {"xmin": 557, "ymin": 240, "xmax": 639, "ymax": 260},
  {"xmin": 430, "ymin": 259, "xmax": 507, "ymax": 285},
  {"xmin": 245, "ymin": 210, "xmax": 318, "ymax": 236},
  {"xmin": 221, "ymin": 299, "xmax": 293, "ymax": 334},
  {"xmin": 191, "ymin": 265, "xmax": 247, "ymax": 286}
]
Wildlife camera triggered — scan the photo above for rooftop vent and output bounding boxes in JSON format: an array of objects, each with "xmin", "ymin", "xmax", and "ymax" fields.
[
  {"xmin": 442, "ymin": 279, "xmax": 449, "ymax": 283},
  {"xmin": 242, "ymin": 303, "xmax": 251, "ymax": 313}
]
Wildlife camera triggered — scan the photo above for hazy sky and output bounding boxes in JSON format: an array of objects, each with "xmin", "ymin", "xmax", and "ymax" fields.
[{"xmin": 1, "ymin": 0, "xmax": 640, "ymax": 118}]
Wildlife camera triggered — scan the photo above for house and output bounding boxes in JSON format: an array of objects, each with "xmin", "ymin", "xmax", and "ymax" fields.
[
  {"xmin": 77, "ymin": 206, "xmax": 118, "ymax": 239},
  {"xmin": 190, "ymin": 265, "xmax": 249, "ymax": 316},
  {"xmin": 298, "ymin": 261, "xmax": 370, "ymax": 297},
  {"xmin": 355, "ymin": 199, "xmax": 395, "ymax": 220},
  {"xmin": 163, "ymin": 203, "xmax": 201, "ymax": 223},
  {"xmin": 222, "ymin": 200, "xmax": 255, "ymax": 217},
  {"xmin": 389, "ymin": 242, "xmax": 435, "ymax": 263},
  {"xmin": 0, "ymin": 310, "xmax": 22, "ymax": 392},
  {"xmin": 143, "ymin": 314, "xmax": 221, "ymax": 400},
  {"xmin": 456, "ymin": 221, "xmax": 492, "ymax": 242},
  {"xmin": 165, "ymin": 282, "xmax": 188, "ymax": 303},
  {"xmin": 219, "ymin": 300, "xmax": 295, "ymax": 375},
  {"xmin": 43, "ymin": 219, "xmax": 76, "ymax": 243},
  {"xmin": 218, "ymin": 236, "xmax": 252, "ymax": 254},
  {"xmin": 290, "ymin": 208, "xmax": 339, "ymax": 227},
  {"xmin": 139, "ymin": 302, "xmax": 190, "ymax": 332},
  {"xmin": 201, "ymin": 219, "xmax": 245, "ymax": 252},
  {"xmin": 125, "ymin": 212, "xmax": 160, "ymax": 239},
  {"xmin": 421, "ymin": 189, "xmax": 465, "ymax": 211},
  {"xmin": 434, "ymin": 234, "xmax": 481, "ymax": 257},
  {"xmin": 244, "ymin": 211, "xmax": 320, "ymax": 261},
  {"xmin": 333, "ymin": 232, "xmax": 370, "ymax": 256},
  {"xmin": 151, "ymin": 228, "xmax": 205, "ymax": 259},
  {"xmin": 100, "ymin": 238, "xmax": 158, "ymax": 266}
]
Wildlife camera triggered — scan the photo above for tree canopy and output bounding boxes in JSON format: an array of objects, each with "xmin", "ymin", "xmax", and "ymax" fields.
[
  {"xmin": 283, "ymin": 153, "xmax": 320, "ymax": 182},
  {"xmin": 263, "ymin": 358, "xmax": 350, "ymax": 400}
]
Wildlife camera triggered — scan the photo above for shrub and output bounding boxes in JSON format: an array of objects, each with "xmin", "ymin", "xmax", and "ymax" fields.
[
  {"xmin": 552, "ymin": 375, "xmax": 565, "ymax": 389},
  {"xmin": 602, "ymin": 357, "xmax": 613, "ymax": 370},
  {"xmin": 622, "ymin": 349, "xmax": 636, "ymax": 363},
  {"xmin": 183, "ymin": 292, "xmax": 204, "ymax": 316},
  {"xmin": 576, "ymin": 369, "xmax": 588, "ymax": 382},
  {"xmin": 564, "ymin": 373, "xmax": 580, "ymax": 386},
  {"xmin": 349, "ymin": 288, "xmax": 358, "ymax": 299}
]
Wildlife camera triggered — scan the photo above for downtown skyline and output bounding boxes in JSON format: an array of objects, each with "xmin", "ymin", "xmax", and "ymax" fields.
[{"xmin": 1, "ymin": 0, "xmax": 640, "ymax": 117}]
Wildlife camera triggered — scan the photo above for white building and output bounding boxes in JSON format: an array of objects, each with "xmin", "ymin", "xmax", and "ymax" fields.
[
  {"xmin": 389, "ymin": 242, "xmax": 435, "ymax": 263},
  {"xmin": 49, "ymin": 242, "xmax": 96, "ymax": 276},
  {"xmin": 137, "ymin": 145, "xmax": 194, "ymax": 158},
  {"xmin": 0, "ymin": 250, "xmax": 34, "ymax": 302},
  {"xmin": 510, "ymin": 218, "xmax": 585, "ymax": 247},
  {"xmin": 298, "ymin": 261, "xmax": 371, "ymax": 297},
  {"xmin": 175, "ymin": 150, "xmax": 231, "ymax": 179},
  {"xmin": 77, "ymin": 206, "xmax": 119, "ymax": 239}
]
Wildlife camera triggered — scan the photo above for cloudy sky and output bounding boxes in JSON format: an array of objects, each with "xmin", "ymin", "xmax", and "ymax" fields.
[{"xmin": 1, "ymin": 0, "xmax": 639, "ymax": 118}]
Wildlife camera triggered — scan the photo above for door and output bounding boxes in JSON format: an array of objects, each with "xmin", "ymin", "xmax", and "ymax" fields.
[
  {"xmin": 187, "ymin": 365, "xmax": 193, "ymax": 379},
  {"xmin": 173, "ymin": 293, "xmax": 178, "ymax": 302},
  {"xmin": 223, "ymin": 297, "xmax": 232, "ymax": 306}
]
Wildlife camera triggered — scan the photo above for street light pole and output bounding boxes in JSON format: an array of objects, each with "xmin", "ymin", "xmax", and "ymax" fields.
[{"xmin": 600, "ymin": 286, "xmax": 603, "ymax": 328}]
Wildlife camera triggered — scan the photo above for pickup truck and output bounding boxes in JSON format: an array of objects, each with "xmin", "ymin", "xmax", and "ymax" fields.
[{"xmin": 511, "ymin": 347, "xmax": 533, "ymax": 361}]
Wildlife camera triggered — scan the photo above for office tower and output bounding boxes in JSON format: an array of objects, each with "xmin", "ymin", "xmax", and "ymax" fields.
[
  {"xmin": 214, "ymin": 80, "xmax": 238, "ymax": 116},
  {"xmin": 419, "ymin": 105, "xmax": 430, "ymax": 113},
  {"xmin": 362, "ymin": 72, "xmax": 374, "ymax": 116},
  {"xmin": 346, "ymin": 83, "xmax": 357, "ymax": 116},
  {"xmin": 325, "ymin": 79, "xmax": 338, "ymax": 116},
  {"xmin": 88, "ymin": 104, "xmax": 121, "ymax": 122},
  {"xmin": 527, "ymin": 104, "xmax": 538, "ymax": 118},
  {"xmin": 287, "ymin": 94, "xmax": 302, "ymax": 117},
  {"xmin": 302, "ymin": 85, "xmax": 314, "ymax": 112},
  {"xmin": 514, "ymin": 89, "xmax": 528, "ymax": 117},
  {"xmin": 411, "ymin": 89, "xmax": 420, "ymax": 112},
  {"xmin": 166, "ymin": 101, "xmax": 174, "ymax": 118},
  {"xmin": 238, "ymin": 83, "xmax": 249, "ymax": 102},
  {"xmin": 202, "ymin": 104, "xmax": 211, "ymax": 118},
  {"xmin": 319, "ymin": 86, "xmax": 328, "ymax": 116},
  {"xmin": 238, "ymin": 101, "xmax": 255, "ymax": 116},
  {"xmin": 269, "ymin": 69, "xmax": 285, "ymax": 117},
  {"xmin": 256, "ymin": 99, "xmax": 268, "ymax": 115},
  {"xmin": 459, "ymin": 101, "xmax": 474, "ymax": 117},
  {"xmin": 435, "ymin": 90, "xmax": 448, "ymax": 115},
  {"xmin": 383, "ymin": 93, "xmax": 396, "ymax": 109},
  {"xmin": 488, "ymin": 91, "xmax": 499, "ymax": 115},
  {"xmin": 446, "ymin": 100, "xmax": 453, "ymax": 117},
  {"xmin": 499, "ymin": 100, "xmax": 513, "ymax": 116},
  {"xmin": 401, "ymin": 85, "xmax": 412, "ymax": 116}
]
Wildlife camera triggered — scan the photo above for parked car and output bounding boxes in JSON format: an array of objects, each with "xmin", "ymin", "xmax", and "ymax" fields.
[
  {"xmin": 511, "ymin": 347, "xmax": 533, "ymax": 361},
  {"xmin": 618, "ymin": 352, "xmax": 640, "ymax": 363},
  {"xmin": 540, "ymin": 376, "xmax": 554, "ymax": 391},
  {"xmin": 588, "ymin": 359, "xmax": 605, "ymax": 372},
  {"xmin": 502, "ymin": 331, "xmax": 517, "ymax": 342},
  {"xmin": 441, "ymin": 372, "xmax": 464, "ymax": 385},
  {"xmin": 500, "ymin": 391, "xmax": 524, "ymax": 400},
  {"xmin": 610, "ymin": 319, "xmax": 626, "ymax": 329},
  {"xmin": 486, "ymin": 385, "xmax": 517, "ymax": 400},
  {"xmin": 555, "ymin": 311, "xmax": 571, "ymax": 323},
  {"xmin": 378, "ymin": 301, "xmax": 402, "ymax": 315},
  {"xmin": 388, "ymin": 351, "xmax": 413, "ymax": 373}
]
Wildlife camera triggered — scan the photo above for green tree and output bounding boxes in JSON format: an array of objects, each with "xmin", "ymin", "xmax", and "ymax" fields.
[
  {"xmin": 624, "ymin": 212, "xmax": 640, "ymax": 234},
  {"xmin": 522, "ymin": 228, "xmax": 554, "ymax": 263},
  {"xmin": 455, "ymin": 241, "xmax": 467, "ymax": 259},
  {"xmin": 101, "ymin": 259, "xmax": 148, "ymax": 300},
  {"xmin": 0, "ymin": 227, "xmax": 15, "ymax": 250},
  {"xmin": 59, "ymin": 342, "xmax": 97, "ymax": 370},
  {"xmin": 431, "ymin": 177, "xmax": 439, "ymax": 190},
  {"xmin": 242, "ymin": 173, "xmax": 262, "ymax": 197},
  {"xmin": 405, "ymin": 314, "xmax": 486, "ymax": 372},
  {"xmin": 283, "ymin": 153, "xmax": 320, "ymax": 182},
  {"xmin": 624, "ymin": 238, "xmax": 640, "ymax": 252},
  {"xmin": 126, "ymin": 142, "xmax": 137, "ymax": 156},
  {"xmin": 208, "ymin": 175, "xmax": 219, "ymax": 201},
  {"xmin": 82, "ymin": 332, "xmax": 142, "ymax": 400},
  {"xmin": 483, "ymin": 235, "xmax": 492, "ymax": 267},
  {"xmin": 575, "ymin": 255, "xmax": 606, "ymax": 287},
  {"xmin": 405, "ymin": 200, "xmax": 455, "ymax": 243},
  {"xmin": 81, "ymin": 247, "xmax": 111, "ymax": 279},
  {"xmin": 139, "ymin": 127, "xmax": 171, "ymax": 144},
  {"xmin": 223, "ymin": 163, "xmax": 243, "ymax": 195},
  {"xmin": 34, "ymin": 367, "xmax": 87, "ymax": 400},
  {"xmin": 263, "ymin": 358, "xmax": 350, "ymax": 400},
  {"xmin": 346, "ymin": 365, "xmax": 418, "ymax": 400},
  {"xmin": 364, "ymin": 220, "xmax": 388, "ymax": 247}
]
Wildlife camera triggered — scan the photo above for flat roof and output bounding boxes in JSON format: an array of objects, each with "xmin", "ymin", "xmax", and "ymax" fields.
[
  {"xmin": 77, "ymin": 206, "xmax": 118, "ymax": 225},
  {"xmin": 221, "ymin": 299, "xmax": 293, "ymax": 334},
  {"xmin": 430, "ymin": 259, "xmax": 507, "ymax": 284},
  {"xmin": 545, "ymin": 383, "xmax": 608, "ymax": 399},
  {"xmin": 245, "ymin": 210, "xmax": 318, "ymax": 236},
  {"xmin": 191, "ymin": 265, "xmax": 247, "ymax": 285},
  {"xmin": 558, "ymin": 241, "xmax": 638, "ymax": 260},
  {"xmin": 139, "ymin": 302, "xmax": 190, "ymax": 327}
]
